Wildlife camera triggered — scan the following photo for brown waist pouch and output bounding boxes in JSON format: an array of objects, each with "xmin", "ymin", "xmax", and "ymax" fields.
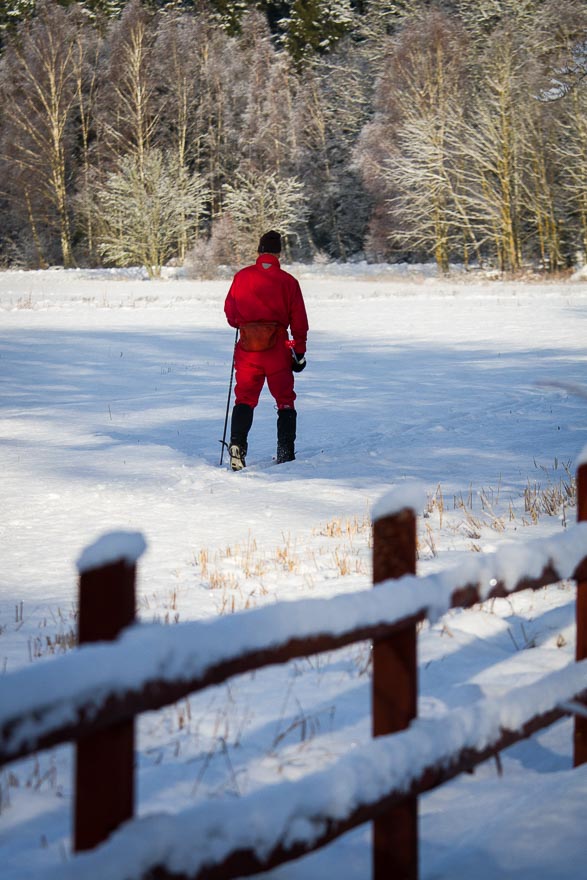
[{"xmin": 239, "ymin": 322, "xmax": 282, "ymax": 352}]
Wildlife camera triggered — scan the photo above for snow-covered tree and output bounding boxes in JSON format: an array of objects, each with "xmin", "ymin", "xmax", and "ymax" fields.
[
  {"xmin": 236, "ymin": 10, "xmax": 299, "ymax": 176},
  {"xmin": 94, "ymin": 0, "xmax": 159, "ymax": 176},
  {"xmin": 83, "ymin": 148, "xmax": 209, "ymax": 277},
  {"xmin": 71, "ymin": 21, "xmax": 104, "ymax": 265},
  {"xmin": 452, "ymin": 26, "xmax": 534, "ymax": 272},
  {"xmin": 152, "ymin": 10, "xmax": 213, "ymax": 260},
  {"xmin": 281, "ymin": 0, "xmax": 355, "ymax": 63},
  {"xmin": 0, "ymin": 0, "xmax": 126, "ymax": 44},
  {"xmin": 221, "ymin": 169, "xmax": 307, "ymax": 261},
  {"xmin": 531, "ymin": 0, "xmax": 587, "ymax": 100},
  {"xmin": 0, "ymin": 0, "xmax": 36, "ymax": 43},
  {"xmin": 181, "ymin": 15, "xmax": 248, "ymax": 213},
  {"xmin": 206, "ymin": 0, "xmax": 250, "ymax": 35},
  {"xmin": 519, "ymin": 0, "xmax": 587, "ymax": 265},
  {"xmin": 356, "ymin": 10, "xmax": 473, "ymax": 269},
  {"xmin": 0, "ymin": 0, "xmax": 86, "ymax": 266},
  {"xmin": 554, "ymin": 83, "xmax": 587, "ymax": 261},
  {"xmin": 452, "ymin": 0, "xmax": 543, "ymax": 39},
  {"xmin": 293, "ymin": 49, "xmax": 372, "ymax": 259},
  {"xmin": 1, "ymin": 0, "xmax": 586, "ymax": 270}
]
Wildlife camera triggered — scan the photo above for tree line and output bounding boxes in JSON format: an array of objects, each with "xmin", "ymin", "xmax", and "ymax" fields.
[{"xmin": 0, "ymin": 0, "xmax": 586, "ymax": 275}]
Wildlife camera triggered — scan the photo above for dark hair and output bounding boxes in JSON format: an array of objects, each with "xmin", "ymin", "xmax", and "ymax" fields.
[{"xmin": 258, "ymin": 230, "xmax": 282, "ymax": 254}]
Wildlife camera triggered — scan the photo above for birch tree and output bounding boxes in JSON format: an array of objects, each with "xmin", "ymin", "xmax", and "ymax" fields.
[
  {"xmin": 222, "ymin": 169, "xmax": 307, "ymax": 262},
  {"xmin": 189, "ymin": 17, "xmax": 248, "ymax": 212},
  {"xmin": 518, "ymin": 83, "xmax": 564, "ymax": 270},
  {"xmin": 293, "ymin": 43, "xmax": 373, "ymax": 260},
  {"xmin": 356, "ymin": 11, "xmax": 472, "ymax": 270},
  {"xmin": 0, "ymin": 0, "xmax": 84, "ymax": 266},
  {"xmin": 95, "ymin": 0, "xmax": 158, "ymax": 177},
  {"xmin": 453, "ymin": 27, "xmax": 531, "ymax": 272},
  {"xmin": 555, "ymin": 86, "xmax": 587, "ymax": 261},
  {"xmin": 153, "ymin": 10, "xmax": 209, "ymax": 261},
  {"xmin": 534, "ymin": 0, "xmax": 587, "ymax": 262},
  {"xmin": 237, "ymin": 10, "xmax": 299, "ymax": 177},
  {"xmin": 83, "ymin": 148, "xmax": 209, "ymax": 278},
  {"xmin": 71, "ymin": 22, "xmax": 103, "ymax": 264}
]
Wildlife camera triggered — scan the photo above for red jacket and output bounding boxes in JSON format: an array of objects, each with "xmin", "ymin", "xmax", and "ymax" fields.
[{"xmin": 224, "ymin": 254, "xmax": 309, "ymax": 354}]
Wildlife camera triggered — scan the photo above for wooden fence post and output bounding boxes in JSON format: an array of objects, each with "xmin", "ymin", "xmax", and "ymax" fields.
[
  {"xmin": 74, "ymin": 534, "xmax": 144, "ymax": 851},
  {"xmin": 372, "ymin": 500, "xmax": 418, "ymax": 880},
  {"xmin": 574, "ymin": 461, "xmax": 587, "ymax": 767}
]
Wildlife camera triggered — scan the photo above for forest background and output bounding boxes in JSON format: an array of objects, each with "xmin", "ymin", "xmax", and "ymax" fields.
[{"xmin": 1, "ymin": 0, "xmax": 587, "ymax": 276}]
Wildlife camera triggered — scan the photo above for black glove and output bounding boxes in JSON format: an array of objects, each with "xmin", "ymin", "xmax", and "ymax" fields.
[{"xmin": 291, "ymin": 350, "xmax": 307, "ymax": 373}]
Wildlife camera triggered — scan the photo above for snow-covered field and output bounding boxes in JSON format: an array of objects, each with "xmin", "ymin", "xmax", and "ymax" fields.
[{"xmin": 1, "ymin": 264, "xmax": 586, "ymax": 879}]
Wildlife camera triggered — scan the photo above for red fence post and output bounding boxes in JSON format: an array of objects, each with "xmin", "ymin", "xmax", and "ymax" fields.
[
  {"xmin": 372, "ymin": 500, "xmax": 418, "ymax": 880},
  {"xmin": 74, "ymin": 534, "xmax": 143, "ymax": 851},
  {"xmin": 574, "ymin": 462, "xmax": 587, "ymax": 767}
]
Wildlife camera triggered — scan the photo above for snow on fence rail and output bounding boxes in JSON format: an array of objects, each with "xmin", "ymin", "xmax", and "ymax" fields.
[{"xmin": 1, "ymin": 465, "xmax": 587, "ymax": 880}]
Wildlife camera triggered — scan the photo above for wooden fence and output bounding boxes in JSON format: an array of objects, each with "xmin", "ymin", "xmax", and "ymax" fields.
[{"xmin": 1, "ymin": 463, "xmax": 587, "ymax": 879}]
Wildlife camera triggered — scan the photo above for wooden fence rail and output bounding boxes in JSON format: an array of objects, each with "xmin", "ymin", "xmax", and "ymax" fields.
[
  {"xmin": 2, "ymin": 533, "xmax": 584, "ymax": 768},
  {"xmin": 1, "ymin": 462, "xmax": 586, "ymax": 880}
]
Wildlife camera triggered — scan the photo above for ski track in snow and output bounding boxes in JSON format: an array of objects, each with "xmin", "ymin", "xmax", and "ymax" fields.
[{"xmin": 0, "ymin": 266, "xmax": 587, "ymax": 879}]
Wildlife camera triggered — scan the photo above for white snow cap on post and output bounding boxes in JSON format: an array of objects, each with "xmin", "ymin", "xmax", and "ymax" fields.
[
  {"xmin": 371, "ymin": 483, "xmax": 427, "ymax": 523},
  {"xmin": 577, "ymin": 445, "xmax": 587, "ymax": 468},
  {"xmin": 76, "ymin": 531, "xmax": 147, "ymax": 574}
]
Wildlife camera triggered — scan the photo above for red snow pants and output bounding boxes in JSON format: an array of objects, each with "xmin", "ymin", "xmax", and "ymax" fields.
[{"xmin": 234, "ymin": 330, "xmax": 295, "ymax": 410}]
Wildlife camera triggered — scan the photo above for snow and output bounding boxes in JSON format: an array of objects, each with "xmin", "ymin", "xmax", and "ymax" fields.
[
  {"xmin": 76, "ymin": 530, "xmax": 147, "ymax": 573},
  {"xmin": 371, "ymin": 482, "xmax": 427, "ymax": 521},
  {"xmin": 33, "ymin": 659, "xmax": 587, "ymax": 880},
  {"xmin": 3, "ymin": 521, "xmax": 587, "ymax": 762},
  {"xmin": 1, "ymin": 265, "xmax": 587, "ymax": 879}
]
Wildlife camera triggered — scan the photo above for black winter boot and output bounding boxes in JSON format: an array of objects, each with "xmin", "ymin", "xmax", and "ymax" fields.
[
  {"xmin": 229, "ymin": 403, "xmax": 254, "ymax": 471},
  {"xmin": 276, "ymin": 408, "xmax": 296, "ymax": 464}
]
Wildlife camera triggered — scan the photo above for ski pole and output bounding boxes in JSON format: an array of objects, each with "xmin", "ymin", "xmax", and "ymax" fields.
[{"xmin": 219, "ymin": 328, "xmax": 238, "ymax": 466}]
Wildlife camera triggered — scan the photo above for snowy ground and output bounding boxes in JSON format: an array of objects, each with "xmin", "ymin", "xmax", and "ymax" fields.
[{"xmin": 1, "ymin": 264, "xmax": 586, "ymax": 878}]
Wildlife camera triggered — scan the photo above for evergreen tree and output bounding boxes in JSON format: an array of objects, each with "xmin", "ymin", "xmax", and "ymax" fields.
[
  {"xmin": 206, "ymin": 0, "xmax": 249, "ymax": 35},
  {"xmin": 0, "ymin": 0, "xmax": 125, "ymax": 44},
  {"xmin": 281, "ymin": 0, "xmax": 355, "ymax": 63},
  {"xmin": 0, "ymin": 0, "xmax": 38, "ymax": 44}
]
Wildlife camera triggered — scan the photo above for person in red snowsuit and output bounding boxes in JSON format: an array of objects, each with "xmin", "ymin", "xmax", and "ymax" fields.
[{"xmin": 224, "ymin": 230, "xmax": 309, "ymax": 470}]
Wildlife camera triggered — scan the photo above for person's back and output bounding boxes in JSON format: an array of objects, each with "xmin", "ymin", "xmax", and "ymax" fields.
[{"xmin": 223, "ymin": 231, "xmax": 309, "ymax": 470}]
